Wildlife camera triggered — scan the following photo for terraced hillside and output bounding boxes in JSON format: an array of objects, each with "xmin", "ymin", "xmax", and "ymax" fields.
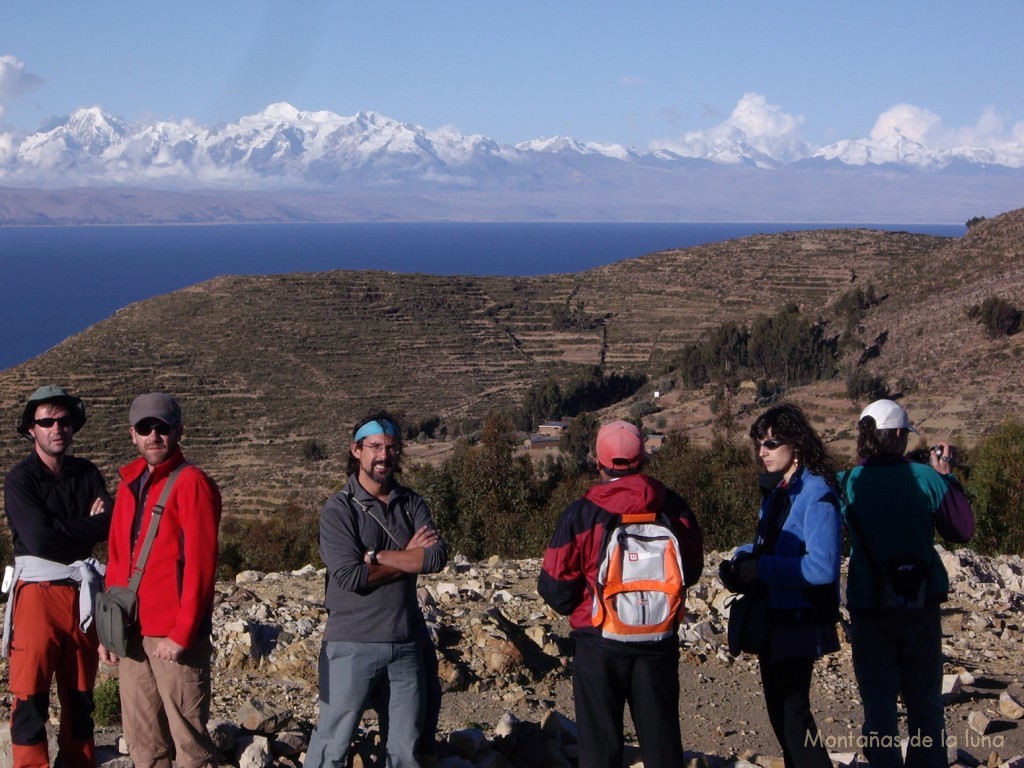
[{"xmin": 2, "ymin": 213, "xmax": 1022, "ymax": 517}]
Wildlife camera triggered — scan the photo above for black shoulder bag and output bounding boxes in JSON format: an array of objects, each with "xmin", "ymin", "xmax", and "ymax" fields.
[{"xmin": 726, "ymin": 476, "xmax": 788, "ymax": 656}]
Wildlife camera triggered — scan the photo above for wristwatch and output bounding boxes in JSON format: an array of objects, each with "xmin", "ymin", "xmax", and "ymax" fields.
[{"xmin": 366, "ymin": 549, "xmax": 378, "ymax": 565}]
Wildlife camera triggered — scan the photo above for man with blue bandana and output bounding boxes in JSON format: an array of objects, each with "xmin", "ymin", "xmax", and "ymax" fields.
[{"xmin": 305, "ymin": 411, "xmax": 448, "ymax": 768}]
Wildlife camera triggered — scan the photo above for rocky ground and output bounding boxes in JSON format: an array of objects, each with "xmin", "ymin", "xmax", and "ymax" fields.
[{"xmin": 2, "ymin": 548, "xmax": 1023, "ymax": 767}]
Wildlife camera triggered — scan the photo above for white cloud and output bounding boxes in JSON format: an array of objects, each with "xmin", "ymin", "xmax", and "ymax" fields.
[
  {"xmin": 0, "ymin": 131, "xmax": 14, "ymax": 163},
  {"xmin": 0, "ymin": 55, "xmax": 44, "ymax": 120},
  {"xmin": 651, "ymin": 92, "xmax": 810, "ymax": 166},
  {"xmin": 621, "ymin": 76, "xmax": 643, "ymax": 87},
  {"xmin": 728, "ymin": 92, "xmax": 803, "ymax": 140},
  {"xmin": 1014, "ymin": 121, "xmax": 1024, "ymax": 144},
  {"xmin": 870, "ymin": 103, "xmax": 1024, "ymax": 150},
  {"xmin": 870, "ymin": 104, "xmax": 941, "ymax": 144}
]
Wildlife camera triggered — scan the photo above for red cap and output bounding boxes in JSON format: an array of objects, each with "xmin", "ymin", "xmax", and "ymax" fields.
[{"xmin": 596, "ymin": 420, "xmax": 644, "ymax": 469}]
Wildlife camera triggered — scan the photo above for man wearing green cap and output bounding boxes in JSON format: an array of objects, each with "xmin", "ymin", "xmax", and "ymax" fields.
[{"xmin": 3, "ymin": 385, "xmax": 112, "ymax": 768}]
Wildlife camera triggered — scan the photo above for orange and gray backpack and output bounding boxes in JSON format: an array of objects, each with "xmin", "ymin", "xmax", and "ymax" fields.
[{"xmin": 591, "ymin": 510, "xmax": 687, "ymax": 642}]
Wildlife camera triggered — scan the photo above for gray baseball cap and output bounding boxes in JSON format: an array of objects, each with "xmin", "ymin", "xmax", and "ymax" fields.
[{"xmin": 129, "ymin": 392, "xmax": 182, "ymax": 426}]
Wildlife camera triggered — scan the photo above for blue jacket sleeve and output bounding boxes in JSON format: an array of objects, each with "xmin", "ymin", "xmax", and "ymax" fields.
[{"xmin": 758, "ymin": 487, "xmax": 841, "ymax": 587}]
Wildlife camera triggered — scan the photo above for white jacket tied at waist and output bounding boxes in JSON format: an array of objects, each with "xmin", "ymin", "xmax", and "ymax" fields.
[{"xmin": 1, "ymin": 555, "xmax": 106, "ymax": 658}]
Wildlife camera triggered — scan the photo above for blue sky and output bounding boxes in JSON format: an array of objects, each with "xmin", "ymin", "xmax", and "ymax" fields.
[{"xmin": 2, "ymin": 1, "xmax": 1023, "ymax": 152}]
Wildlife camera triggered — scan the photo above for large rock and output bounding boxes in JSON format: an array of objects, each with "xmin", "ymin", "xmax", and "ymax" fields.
[{"xmin": 1001, "ymin": 692, "xmax": 1024, "ymax": 721}]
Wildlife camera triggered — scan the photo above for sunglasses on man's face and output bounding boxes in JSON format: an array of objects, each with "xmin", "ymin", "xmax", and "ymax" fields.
[
  {"xmin": 33, "ymin": 416, "xmax": 74, "ymax": 429},
  {"xmin": 134, "ymin": 421, "xmax": 174, "ymax": 437},
  {"xmin": 754, "ymin": 438, "xmax": 786, "ymax": 450}
]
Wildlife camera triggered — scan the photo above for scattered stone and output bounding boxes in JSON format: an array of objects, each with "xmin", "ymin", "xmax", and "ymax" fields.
[
  {"xmin": 969, "ymin": 710, "xmax": 993, "ymax": 736},
  {"xmin": 829, "ymin": 752, "xmax": 858, "ymax": 768},
  {"xmin": 209, "ymin": 720, "xmax": 240, "ymax": 752},
  {"xmin": 236, "ymin": 698, "xmax": 292, "ymax": 733},
  {"xmin": 449, "ymin": 728, "xmax": 487, "ymax": 759},
  {"xmin": 270, "ymin": 730, "xmax": 308, "ymax": 757},
  {"xmin": 14, "ymin": 546, "xmax": 1021, "ymax": 767},
  {"xmin": 493, "ymin": 712, "xmax": 520, "ymax": 739},
  {"xmin": 1000, "ymin": 692, "xmax": 1024, "ymax": 720},
  {"xmin": 540, "ymin": 709, "xmax": 577, "ymax": 745},
  {"xmin": 943, "ymin": 674, "xmax": 964, "ymax": 702},
  {"xmin": 236, "ymin": 734, "xmax": 272, "ymax": 768}
]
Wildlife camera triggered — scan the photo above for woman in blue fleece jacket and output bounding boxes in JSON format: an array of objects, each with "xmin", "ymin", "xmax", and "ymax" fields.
[{"xmin": 720, "ymin": 403, "xmax": 841, "ymax": 768}]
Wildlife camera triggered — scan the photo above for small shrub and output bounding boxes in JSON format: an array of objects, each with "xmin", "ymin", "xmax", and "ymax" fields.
[
  {"xmin": 628, "ymin": 399, "xmax": 659, "ymax": 420},
  {"xmin": 405, "ymin": 415, "xmax": 442, "ymax": 440},
  {"xmin": 968, "ymin": 296, "xmax": 1021, "ymax": 339},
  {"xmin": 646, "ymin": 428, "xmax": 760, "ymax": 551},
  {"xmin": 94, "ymin": 678, "xmax": 121, "ymax": 726},
  {"xmin": 965, "ymin": 418, "xmax": 1024, "ymax": 555},
  {"xmin": 302, "ymin": 439, "xmax": 328, "ymax": 462},
  {"xmin": 846, "ymin": 370, "xmax": 888, "ymax": 403},
  {"xmin": 218, "ymin": 502, "xmax": 322, "ymax": 577}
]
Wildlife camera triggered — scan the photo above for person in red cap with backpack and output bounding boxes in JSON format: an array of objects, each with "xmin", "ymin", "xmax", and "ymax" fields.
[{"xmin": 538, "ymin": 419, "xmax": 703, "ymax": 768}]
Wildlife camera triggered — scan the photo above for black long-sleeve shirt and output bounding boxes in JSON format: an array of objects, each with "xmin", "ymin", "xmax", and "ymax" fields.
[{"xmin": 4, "ymin": 451, "xmax": 113, "ymax": 564}]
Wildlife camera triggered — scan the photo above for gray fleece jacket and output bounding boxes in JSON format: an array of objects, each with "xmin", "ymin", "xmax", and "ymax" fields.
[{"xmin": 319, "ymin": 474, "xmax": 447, "ymax": 643}]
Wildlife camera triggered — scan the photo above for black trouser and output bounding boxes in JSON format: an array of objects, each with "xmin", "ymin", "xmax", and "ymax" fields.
[
  {"xmin": 759, "ymin": 654, "xmax": 833, "ymax": 768},
  {"xmin": 850, "ymin": 606, "xmax": 946, "ymax": 768},
  {"xmin": 571, "ymin": 635, "xmax": 683, "ymax": 768}
]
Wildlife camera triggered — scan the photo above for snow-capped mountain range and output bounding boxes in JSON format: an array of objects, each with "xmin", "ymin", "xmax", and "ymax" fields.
[{"xmin": 1, "ymin": 102, "xmax": 1022, "ymax": 223}]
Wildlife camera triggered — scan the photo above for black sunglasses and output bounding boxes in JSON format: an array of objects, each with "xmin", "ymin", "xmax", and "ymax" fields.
[
  {"xmin": 134, "ymin": 422, "xmax": 174, "ymax": 437},
  {"xmin": 33, "ymin": 416, "xmax": 74, "ymax": 428},
  {"xmin": 754, "ymin": 438, "xmax": 786, "ymax": 450}
]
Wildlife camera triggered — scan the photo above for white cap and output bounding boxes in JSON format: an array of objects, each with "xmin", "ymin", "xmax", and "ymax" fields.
[{"xmin": 859, "ymin": 399, "xmax": 918, "ymax": 433}]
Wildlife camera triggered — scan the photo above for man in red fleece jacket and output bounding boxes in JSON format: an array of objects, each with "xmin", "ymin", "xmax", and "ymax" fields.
[
  {"xmin": 538, "ymin": 420, "xmax": 703, "ymax": 768},
  {"xmin": 99, "ymin": 393, "xmax": 221, "ymax": 768}
]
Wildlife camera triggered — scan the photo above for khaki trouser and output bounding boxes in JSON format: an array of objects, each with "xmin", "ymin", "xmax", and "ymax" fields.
[{"xmin": 118, "ymin": 634, "xmax": 216, "ymax": 768}]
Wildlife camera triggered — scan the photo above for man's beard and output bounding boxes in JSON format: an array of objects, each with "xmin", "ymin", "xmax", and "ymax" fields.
[{"xmin": 369, "ymin": 459, "xmax": 397, "ymax": 484}]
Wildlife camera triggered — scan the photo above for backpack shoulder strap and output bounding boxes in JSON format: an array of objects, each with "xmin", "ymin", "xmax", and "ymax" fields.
[{"xmin": 127, "ymin": 462, "xmax": 188, "ymax": 593}]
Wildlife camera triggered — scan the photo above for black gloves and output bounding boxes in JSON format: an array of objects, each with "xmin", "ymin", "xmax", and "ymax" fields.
[{"xmin": 719, "ymin": 553, "xmax": 761, "ymax": 594}]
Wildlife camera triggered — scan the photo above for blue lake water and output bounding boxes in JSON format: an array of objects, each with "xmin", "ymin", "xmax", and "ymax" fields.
[{"xmin": 0, "ymin": 221, "xmax": 964, "ymax": 371}]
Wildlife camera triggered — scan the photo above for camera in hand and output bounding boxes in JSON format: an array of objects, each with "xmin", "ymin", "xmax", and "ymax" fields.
[{"xmin": 906, "ymin": 445, "xmax": 944, "ymax": 464}]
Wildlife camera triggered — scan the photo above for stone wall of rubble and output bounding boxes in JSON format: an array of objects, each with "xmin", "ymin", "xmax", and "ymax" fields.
[{"xmin": 1, "ymin": 547, "xmax": 1021, "ymax": 767}]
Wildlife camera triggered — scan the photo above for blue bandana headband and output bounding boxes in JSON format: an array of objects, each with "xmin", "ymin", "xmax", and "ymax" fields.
[{"xmin": 354, "ymin": 419, "xmax": 400, "ymax": 442}]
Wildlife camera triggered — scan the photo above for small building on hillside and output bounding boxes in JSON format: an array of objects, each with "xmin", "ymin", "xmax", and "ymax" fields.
[
  {"xmin": 537, "ymin": 418, "xmax": 571, "ymax": 437},
  {"xmin": 525, "ymin": 433, "xmax": 562, "ymax": 451}
]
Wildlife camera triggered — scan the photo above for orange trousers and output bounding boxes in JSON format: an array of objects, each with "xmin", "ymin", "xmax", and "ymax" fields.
[{"xmin": 7, "ymin": 581, "xmax": 98, "ymax": 768}]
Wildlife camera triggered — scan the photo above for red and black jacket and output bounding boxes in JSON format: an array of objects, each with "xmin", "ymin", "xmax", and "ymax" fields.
[{"xmin": 538, "ymin": 473, "xmax": 703, "ymax": 636}]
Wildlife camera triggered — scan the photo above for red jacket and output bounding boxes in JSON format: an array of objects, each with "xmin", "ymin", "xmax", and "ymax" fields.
[
  {"xmin": 538, "ymin": 473, "xmax": 703, "ymax": 635},
  {"xmin": 106, "ymin": 449, "xmax": 221, "ymax": 649}
]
